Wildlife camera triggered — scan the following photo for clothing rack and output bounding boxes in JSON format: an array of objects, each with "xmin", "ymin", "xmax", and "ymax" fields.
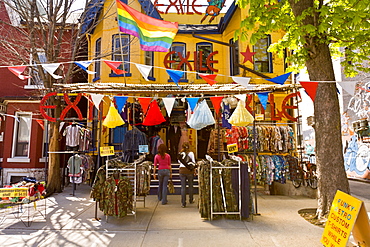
[{"xmin": 209, "ymin": 156, "xmax": 242, "ymax": 220}]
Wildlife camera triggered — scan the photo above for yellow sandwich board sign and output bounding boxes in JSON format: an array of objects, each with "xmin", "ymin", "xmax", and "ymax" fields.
[
  {"xmin": 0, "ymin": 188, "xmax": 28, "ymax": 197},
  {"xmin": 321, "ymin": 190, "xmax": 370, "ymax": 247},
  {"xmin": 100, "ymin": 146, "xmax": 114, "ymax": 157}
]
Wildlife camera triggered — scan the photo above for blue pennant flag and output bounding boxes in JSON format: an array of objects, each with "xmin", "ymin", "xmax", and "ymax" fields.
[
  {"xmin": 256, "ymin": 92, "xmax": 269, "ymax": 110},
  {"xmin": 166, "ymin": 69, "xmax": 184, "ymax": 89},
  {"xmin": 114, "ymin": 96, "xmax": 128, "ymax": 113},
  {"xmin": 75, "ymin": 61, "xmax": 96, "ymax": 74},
  {"xmin": 266, "ymin": 72, "xmax": 292, "ymax": 85},
  {"xmin": 186, "ymin": 98, "xmax": 200, "ymax": 112}
]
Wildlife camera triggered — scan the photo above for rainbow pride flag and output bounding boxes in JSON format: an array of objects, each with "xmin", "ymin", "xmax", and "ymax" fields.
[{"xmin": 116, "ymin": 0, "xmax": 178, "ymax": 52}]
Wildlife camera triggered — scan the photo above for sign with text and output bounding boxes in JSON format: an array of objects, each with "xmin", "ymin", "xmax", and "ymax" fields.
[
  {"xmin": 0, "ymin": 188, "xmax": 28, "ymax": 198},
  {"xmin": 227, "ymin": 143, "xmax": 238, "ymax": 154},
  {"xmin": 139, "ymin": 145, "xmax": 149, "ymax": 153},
  {"xmin": 321, "ymin": 190, "xmax": 370, "ymax": 247},
  {"xmin": 100, "ymin": 146, "xmax": 114, "ymax": 157}
]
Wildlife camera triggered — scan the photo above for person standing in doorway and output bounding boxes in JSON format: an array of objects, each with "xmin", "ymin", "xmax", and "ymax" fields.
[
  {"xmin": 178, "ymin": 142, "xmax": 196, "ymax": 208},
  {"xmin": 153, "ymin": 144, "xmax": 172, "ymax": 205}
]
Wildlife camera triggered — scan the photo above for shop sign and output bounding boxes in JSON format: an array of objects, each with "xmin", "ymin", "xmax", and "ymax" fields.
[
  {"xmin": 139, "ymin": 145, "xmax": 149, "ymax": 153},
  {"xmin": 0, "ymin": 188, "xmax": 28, "ymax": 198},
  {"xmin": 321, "ymin": 190, "xmax": 370, "ymax": 247},
  {"xmin": 100, "ymin": 146, "xmax": 114, "ymax": 157},
  {"xmin": 227, "ymin": 143, "xmax": 238, "ymax": 153},
  {"xmin": 164, "ymin": 51, "xmax": 219, "ymax": 72},
  {"xmin": 153, "ymin": 0, "xmax": 204, "ymax": 15}
]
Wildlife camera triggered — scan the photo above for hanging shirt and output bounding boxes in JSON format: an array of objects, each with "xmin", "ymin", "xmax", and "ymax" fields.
[
  {"xmin": 222, "ymin": 103, "xmax": 232, "ymax": 129},
  {"xmin": 64, "ymin": 125, "xmax": 81, "ymax": 147}
]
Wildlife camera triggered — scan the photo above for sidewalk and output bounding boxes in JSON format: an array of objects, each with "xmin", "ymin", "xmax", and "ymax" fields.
[{"xmin": 0, "ymin": 183, "xmax": 366, "ymax": 247}]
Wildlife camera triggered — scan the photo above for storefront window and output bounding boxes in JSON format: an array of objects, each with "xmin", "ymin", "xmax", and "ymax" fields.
[
  {"xmin": 253, "ymin": 35, "xmax": 272, "ymax": 73},
  {"xmin": 196, "ymin": 42, "xmax": 213, "ymax": 78},
  {"xmin": 12, "ymin": 113, "xmax": 31, "ymax": 157},
  {"xmin": 94, "ymin": 38, "xmax": 101, "ymax": 81},
  {"xmin": 112, "ymin": 34, "xmax": 130, "ymax": 74},
  {"xmin": 229, "ymin": 39, "xmax": 240, "ymax": 76}
]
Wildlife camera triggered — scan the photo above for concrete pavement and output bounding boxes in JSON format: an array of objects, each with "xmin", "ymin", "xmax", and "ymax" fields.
[{"xmin": 0, "ymin": 183, "xmax": 368, "ymax": 247}]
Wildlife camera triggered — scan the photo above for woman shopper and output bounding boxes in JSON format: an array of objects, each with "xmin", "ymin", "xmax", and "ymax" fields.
[
  {"xmin": 178, "ymin": 142, "xmax": 196, "ymax": 208},
  {"xmin": 153, "ymin": 144, "xmax": 172, "ymax": 205}
]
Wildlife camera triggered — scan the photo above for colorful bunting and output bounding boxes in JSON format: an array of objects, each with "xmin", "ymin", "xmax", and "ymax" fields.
[
  {"xmin": 104, "ymin": 60, "xmax": 127, "ymax": 75},
  {"xmin": 299, "ymin": 81, "xmax": 319, "ymax": 101},
  {"xmin": 142, "ymin": 100, "xmax": 166, "ymax": 126},
  {"xmin": 102, "ymin": 103, "xmax": 125, "ymax": 128},
  {"xmin": 135, "ymin": 64, "xmax": 152, "ymax": 81},
  {"xmin": 199, "ymin": 74, "xmax": 217, "ymax": 86},
  {"xmin": 41, "ymin": 63, "xmax": 63, "ymax": 79},
  {"xmin": 162, "ymin": 97, "xmax": 176, "ymax": 116},
  {"xmin": 114, "ymin": 96, "xmax": 128, "ymax": 113},
  {"xmin": 337, "ymin": 81, "xmax": 357, "ymax": 96},
  {"xmin": 210, "ymin": 96, "xmax": 223, "ymax": 115},
  {"xmin": 90, "ymin": 94, "xmax": 104, "ymax": 110},
  {"xmin": 8, "ymin": 66, "xmax": 31, "ymax": 80},
  {"xmin": 166, "ymin": 69, "xmax": 184, "ymax": 88},
  {"xmin": 256, "ymin": 92, "xmax": 269, "ymax": 110},
  {"xmin": 186, "ymin": 98, "xmax": 200, "ymax": 113},
  {"xmin": 138, "ymin": 97, "xmax": 152, "ymax": 115},
  {"xmin": 231, "ymin": 76, "xmax": 251, "ymax": 88},
  {"xmin": 75, "ymin": 61, "xmax": 96, "ymax": 74},
  {"xmin": 116, "ymin": 1, "xmax": 178, "ymax": 52},
  {"xmin": 266, "ymin": 72, "xmax": 291, "ymax": 85},
  {"xmin": 35, "ymin": 119, "xmax": 45, "ymax": 130}
]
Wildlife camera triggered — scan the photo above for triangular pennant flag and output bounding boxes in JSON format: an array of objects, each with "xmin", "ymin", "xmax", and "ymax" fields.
[
  {"xmin": 142, "ymin": 100, "xmax": 166, "ymax": 126},
  {"xmin": 232, "ymin": 76, "xmax": 251, "ymax": 88},
  {"xmin": 103, "ymin": 103, "xmax": 125, "ymax": 128},
  {"xmin": 35, "ymin": 119, "xmax": 45, "ymax": 130},
  {"xmin": 210, "ymin": 96, "xmax": 224, "ymax": 115},
  {"xmin": 235, "ymin": 94, "xmax": 246, "ymax": 102},
  {"xmin": 266, "ymin": 72, "xmax": 292, "ymax": 85},
  {"xmin": 186, "ymin": 98, "xmax": 200, "ymax": 113},
  {"xmin": 90, "ymin": 94, "xmax": 104, "ymax": 110},
  {"xmin": 162, "ymin": 98, "xmax": 176, "ymax": 116},
  {"xmin": 228, "ymin": 100, "xmax": 254, "ymax": 126},
  {"xmin": 199, "ymin": 74, "xmax": 217, "ymax": 86},
  {"xmin": 75, "ymin": 61, "xmax": 96, "ymax": 75},
  {"xmin": 337, "ymin": 81, "xmax": 357, "ymax": 96},
  {"xmin": 299, "ymin": 81, "xmax": 319, "ymax": 101},
  {"xmin": 135, "ymin": 64, "xmax": 152, "ymax": 81},
  {"xmin": 138, "ymin": 98, "xmax": 152, "ymax": 115},
  {"xmin": 166, "ymin": 69, "xmax": 184, "ymax": 88},
  {"xmin": 256, "ymin": 92, "xmax": 269, "ymax": 110},
  {"xmin": 8, "ymin": 66, "xmax": 31, "ymax": 80},
  {"xmin": 114, "ymin": 96, "xmax": 128, "ymax": 113},
  {"xmin": 41, "ymin": 63, "xmax": 63, "ymax": 79},
  {"xmin": 104, "ymin": 60, "xmax": 127, "ymax": 75}
]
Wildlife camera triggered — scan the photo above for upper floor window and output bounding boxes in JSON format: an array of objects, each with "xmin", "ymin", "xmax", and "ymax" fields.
[
  {"xmin": 94, "ymin": 38, "xmax": 101, "ymax": 81},
  {"xmin": 25, "ymin": 50, "xmax": 46, "ymax": 89},
  {"xmin": 253, "ymin": 35, "xmax": 272, "ymax": 73},
  {"xmin": 145, "ymin": 51, "xmax": 154, "ymax": 80},
  {"xmin": 196, "ymin": 42, "xmax": 213, "ymax": 78},
  {"xmin": 169, "ymin": 42, "xmax": 187, "ymax": 81},
  {"xmin": 111, "ymin": 34, "xmax": 130, "ymax": 76},
  {"xmin": 229, "ymin": 39, "xmax": 240, "ymax": 76},
  {"xmin": 12, "ymin": 112, "xmax": 31, "ymax": 157}
]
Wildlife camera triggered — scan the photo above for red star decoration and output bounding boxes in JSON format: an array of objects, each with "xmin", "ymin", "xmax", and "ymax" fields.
[{"xmin": 240, "ymin": 46, "xmax": 256, "ymax": 64}]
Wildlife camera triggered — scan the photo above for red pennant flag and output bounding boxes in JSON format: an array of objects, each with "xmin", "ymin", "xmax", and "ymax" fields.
[
  {"xmin": 142, "ymin": 100, "xmax": 166, "ymax": 126},
  {"xmin": 104, "ymin": 61, "xmax": 127, "ymax": 75},
  {"xmin": 299, "ymin": 81, "xmax": 319, "ymax": 101},
  {"xmin": 35, "ymin": 119, "xmax": 45, "ymax": 130},
  {"xmin": 199, "ymin": 74, "xmax": 217, "ymax": 86},
  {"xmin": 138, "ymin": 98, "xmax": 152, "ymax": 115},
  {"xmin": 8, "ymin": 66, "xmax": 31, "ymax": 80},
  {"xmin": 210, "ymin": 96, "xmax": 224, "ymax": 115}
]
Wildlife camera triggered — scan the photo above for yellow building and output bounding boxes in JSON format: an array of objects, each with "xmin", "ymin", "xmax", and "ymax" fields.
[{"xmin": 76, "ymin": 0, "xmax": 298, "ymax": 160}]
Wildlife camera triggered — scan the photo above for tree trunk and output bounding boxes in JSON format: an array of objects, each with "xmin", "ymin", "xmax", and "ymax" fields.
[
  {"xmin": 47, "ymin": 121, "xmax": 62, "ymax": 195},
  {"xmin": 306, "ymin": 42, "xmax": 350, "ymax": 218}
]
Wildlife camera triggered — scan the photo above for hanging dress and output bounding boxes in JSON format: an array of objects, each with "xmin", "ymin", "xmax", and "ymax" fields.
[
  {"xmin": 103, "ymin": 103, "xmax": 125, "ymax": 128},
  {"xmin": 187, "ymin": 100, "xmax": 215, "ymax": 130},
  {"xmin": 228, "ymin": 100, "xmax": 254, "ymax": 126},
  {"xmin": 142, "ymin": 100, "xmax": 166, "ymax": 126}
]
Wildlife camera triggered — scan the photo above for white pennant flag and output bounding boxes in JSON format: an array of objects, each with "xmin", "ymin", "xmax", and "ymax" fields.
[
  {"xmin": 232, "ymin": 76, "xmax": 251, "ymax": 88},
  {"xmin": 135, "ymin": 64, "xmax": 152, "ymax": 81},
  {"xmin": 75, "ymin": 61, "xmax": 96, "ymax": 75},
  {"xmin": 337, "ymin": 81, "xmax": 357, "ymax": 96},
  {"xmin": 235, "ymin": 94, "xmax": 246, "ymax": 102},
  {"xmin": 90, "ymin": 94, "xmax": 104, "ymax": 110},
  {"xmin": 162, "ymin": 98, "xmax": 176, "ymax": 116},
  {"xmin": 41, "ymin": 63, "xmax": 63, "ymax": 79}
]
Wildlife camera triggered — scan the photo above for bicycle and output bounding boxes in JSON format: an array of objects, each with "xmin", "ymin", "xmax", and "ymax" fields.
[{"xmin": 292, "ymin": 161, "xmax": 318, "ymax": 189}]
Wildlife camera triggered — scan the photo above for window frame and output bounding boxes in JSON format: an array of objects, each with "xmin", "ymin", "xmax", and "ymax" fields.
[
  {"xmin": 168, "ymin": 42, "xmax": 188, "ymax": 82},
  {"xmin": 253, "ymin": 35, "xmax": 273, "ymax": 73},
  {"xmin": 145, "ymin": 51, "xmax": 155, "ymax": 81},
  {"xmin": 110, "ymin": 34, "xmax": 131, "ymax": 77},
  {"xmin": 196, "ymin": 42, "xmax": 213, "ymax": 79},
  {"xmin": 25, "ymin": 49, "xmax": 46, "ymax": 89},
  {"xmin": 11, "ymin": 112, "xmax": 32, "ymax": 160},
  {"xmin": 93, "ymin": 38, "xmax": 101, "ymax": 82},
  {"xmin": 229, "ymin": 39, "xmax": 240, "ymax": 76}
]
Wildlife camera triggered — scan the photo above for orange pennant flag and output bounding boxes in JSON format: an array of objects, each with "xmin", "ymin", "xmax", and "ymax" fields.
[
  {"xmin": 299, "ymin": 81, "xmax": 319, "ymax": 101},
  {"xmin": 35, "ymin": 119, "xmax": 45, "ymax": 130},
  {"xmin": 104, "ymin": 61, "xmax": 127, "ymax": 75},
  {"xmin": 8, "ymin": 66, "xmax": 31, "ymax": 80},
  {"xmin": 210, "ymin": 96, "xmax": 224, "ymax": 115},
  {"xmin": 199, "ymin": 74, "xmax": 217, "ymax": 86},
  {"xmin": 138, "ymin": 98, "xmax": 152, "ymax": 115}
]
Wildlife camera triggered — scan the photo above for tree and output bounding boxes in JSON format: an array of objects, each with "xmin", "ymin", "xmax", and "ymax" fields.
[
  {"xmin": 236, "ymin": 0, "xmax": 370, "ymax": 217},
  {"xmin": 0, "ymin": 0, "xmax": 91, "ymax": 194}
]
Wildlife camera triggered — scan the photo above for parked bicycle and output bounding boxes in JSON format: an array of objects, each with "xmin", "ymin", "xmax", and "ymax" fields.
[{"xmin": 292, "ymin": 161, "xmax": 318, "ymax": 189}]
